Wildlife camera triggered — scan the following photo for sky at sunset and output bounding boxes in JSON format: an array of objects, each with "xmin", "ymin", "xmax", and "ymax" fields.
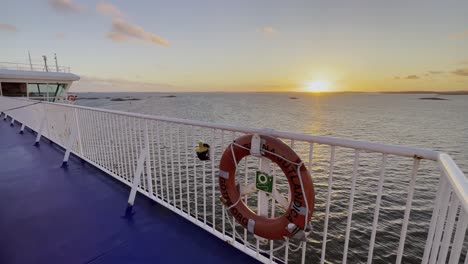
[{"xmin": 1, "ymin": 0, "xmax": 468, "ymax": 92}]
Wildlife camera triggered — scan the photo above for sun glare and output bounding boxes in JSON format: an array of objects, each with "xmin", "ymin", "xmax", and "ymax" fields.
[{"xmin": 305, "ymin": 81, "xmax": 330, "ymax": 93}]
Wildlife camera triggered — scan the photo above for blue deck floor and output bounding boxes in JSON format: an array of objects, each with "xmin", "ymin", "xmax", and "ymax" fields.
[{"xmin": 0, "ymin": 118, "xmax": 258, "ymax": 264}]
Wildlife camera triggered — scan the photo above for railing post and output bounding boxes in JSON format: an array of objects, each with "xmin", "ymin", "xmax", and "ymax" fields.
[
  {"xmin": 19, "ymin": 123, "xmax": 25, "ymax": 134},
  {"xmin": 144, "ymin": 121, "xmax": 153, "ymax": 198},
  {"xmin": 3, "ymin": 113, "xmax": 7, "ymax": 121},
  {"xmin": 34, "ymin": 109, "xmax": 47, "ymax": 147},
  {"xmin": 61, "ymin": 122, "xmax": 78, "ymax": 167},
  {"xmin": 125, "ymin": 146, "xmax": 147, "ymax": 218},
  {"xmin": 10, "ymin": 118, "xmax": 15, "ymax": 127}
]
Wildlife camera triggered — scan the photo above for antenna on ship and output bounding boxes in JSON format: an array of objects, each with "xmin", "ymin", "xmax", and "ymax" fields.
[
  {"xmin": 28, "ymin": 51, "xmax": 33, "ymax": 71},
  {"xmin": 54, "ymin": 53, "xmax": 59, "ymax": 72},
  {"xmin": 42, "ymin": 55, "xmax": 49, "ymax": 72}
]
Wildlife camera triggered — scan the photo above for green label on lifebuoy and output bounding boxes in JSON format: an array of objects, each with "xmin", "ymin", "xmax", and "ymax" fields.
[{"xmin": 256, "ymin": 171, "xmax": 273, "ymax": 193}]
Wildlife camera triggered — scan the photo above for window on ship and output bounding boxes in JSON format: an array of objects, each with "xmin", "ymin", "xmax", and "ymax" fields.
[{"xmin": 27, "ymin": 83, "xmax": 67, "ymax": 102}]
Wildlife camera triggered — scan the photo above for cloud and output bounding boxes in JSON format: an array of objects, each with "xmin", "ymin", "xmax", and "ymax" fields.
[
  {"xmin": 260, "ymin": 27, "xmax": 278, "ymax": 36},
  {"xmin": 107, "ymin": 19, "xmax": 169, "ymax": 47},
  {"xmin": 49, "ymin": 0, "xmax": 85, "ymax": 13},
  {"xmin": 394, "ymin": 76, "xmax": 400, "ymax": 80},
  {"xmin": 55, "ymin": 32, "xmax": 66, "ymax": 39},
  {"xmin": 428, "ymin": 71, "xmax": 444, "ymax": 75},
  {"xmin": 449, "ymin": 30, "xmax": 468, "ymax": 40},
  {"xmin": 458, "ymin": 60, "xmax": 468, "ymax": 65},
  {"xmin": 404, "ymin": 75, "xmax": 420, "ymax": 80},
  {"xmin": 71, "ymin": 76, "xmax": 180, "ymax": 92},
  {"xmin": 452, "ymin": 68, "xmax": 468, "ymax": 76},
  {"xmin": 0, "ymin": 23, "xmax": 17, "ymax": 32},
  {"xmin": 97, "ymin": 2, "xmax": 127, "ymax": 19}
]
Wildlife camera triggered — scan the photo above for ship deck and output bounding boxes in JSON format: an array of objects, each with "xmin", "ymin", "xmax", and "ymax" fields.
[{"xmin": 0, "ymin": 119, "xmax": 257, "ymax": 264}]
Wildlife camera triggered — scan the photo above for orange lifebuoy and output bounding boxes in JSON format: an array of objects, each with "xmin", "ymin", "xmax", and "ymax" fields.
[
  {"xmin": 67, "ymin": 95, "xmax": 77, "ymax": 102},
  {"xmin": 218, "ymin": 134, "xmax": 315, "ymax": 240}
]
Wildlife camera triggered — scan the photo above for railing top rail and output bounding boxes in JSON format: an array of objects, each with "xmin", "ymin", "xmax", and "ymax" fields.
[
  {"xmin": 0, "ymin": 62, "xmax": 71, "ymax": 73},
  {"xmin": 6, "ymin": 97, "xmax": 441, "ymax": 161},
  {"xmin": 439, "ymin": 153, "xmax": 468, "ymax": 212}
]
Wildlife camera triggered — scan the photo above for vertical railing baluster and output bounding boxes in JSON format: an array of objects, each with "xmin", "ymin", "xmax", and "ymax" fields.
[
  {"xmin": 121, "ymin": 117, "xmax": 132, "ymax": 183},
  {"xmin": 96, "ymin": 112, "xmax": 104, "ymax": 167},
  {"xmin": 221, "ymin": 130, "xmax": 226, "ymax": 239},
  {"xmin": 73, "ymin": 108, "xmax": 83, "ymax": 157},
  {"xmin": 301, "ymin": 142, "xmax": 314, "ymax": 264},
  {"xmin": 185, "ymin": 125, "xmax": 190, "ymax": 215},
  {"xmin": 211, "ymin": 128, "xmax": 216, "ymax": 229},
  {"xmin": 177, "ymin": 125, "xmax": 183, "ymax": 210},
  {"xmin": 128, "ymin": 117, "xmax": 135, "ymax": 182},
  {"xmin": 231, "ymin": 131, "xmax": 236, "ymax": 243},
  {"xmin": 156, "ymin": 121, "xmax": 164, "ymax": 200},
  {"xmin": 98, "ymin": 112, "xmax": 107, "ymax": 167},
  {"xmin": 150, "ymin": 121, "xmax": 158, "ymax": 197},
  {"xmin": 321, "ymin": 146, "xmax": 336, "ymax": 264},
  {"xmin": 80, "ymin": 110, "xmax": 90, "ymax": 160},
  {"xmin": 119, "ymin": 116, "xmax": 127, "ymax": 181},
  {"xmin": 118, "ymin": 116, "xmax": 126, "ymax": 180},
  {"xmin": 244, "ymin": 155, "xmax": 249, "ymax": 250},
  {"xmin": 170, "ymin": 124, "xmax": 176, "ymax": 207},
  {"xmin": 144, "ymin": 120, "xmax": 153, "ymax": 197},
  {"xmin": 395, "ymin": 158, "xmax": 420, "ymax": 264},
  {"xmin": 106, "ymin": 114, "xmax": 115, "ymax": 173},
  {"xmin": 129, "ymin": 117, "xmax": 140, "ymax": 186},
  {"xmin": 112, "ymin": 115, "xmax": 121, "ymax": 176},
  {"xmin": 102, "ymin": 113, "xmax": 110, "ymax": 171},
  {"xmin": 163, "ymin": 122, "xmax": 170, "ymax": 205},
  {"xmin": 270, "ymin": 164, "xmax": 277, "ymax": 262},
  {"xmin": 113, "ymin": 115, "xmax": 123, "ymax": 179},
  {"xmin": 88, "ymin": 111, "xmax": 99, "ymax": 166},
  {"xmin": 202, "ymin": 127, "xmax": 207, "ymax": 226},
  {"xmin": 429, "ymin": 188, "xmax": 452, "ymax": 264},
  {"xmin": 366, "ymin": 154, "xmax": 387, "ymax": 264},
  {"xmin": 422, "ymin": 176, "xmax": 447, "ymax": 263},
  {"xmin": 343, "ymin": 150, "xmax": 360, "ymax": 264},
  {"xmin": 133, "ymin": 117, "xmax": 145, "ymax": 191},
  {"xmin": 86, "ymin": 110, "xmax": 96, "ymax": 162},
  {"xmin": 139, "ymin": 119, "xmax": 147, "ymax": 192},
  {"xmin": 448, "ymin": 211, "xmax": 467, "ymax": 263},
  {"xmin": 193, "ymin": 126, "xmax": 199, "ymax": 220},
  {"xmin": 101, "ymin": 113, "xmax": 109, "ymax": 170},
  {"xmin": 438, "ymin": 198, "xmax": 460, "ymax": 263}
]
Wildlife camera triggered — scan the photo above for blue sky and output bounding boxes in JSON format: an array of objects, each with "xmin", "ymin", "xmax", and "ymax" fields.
[{"xmin": 1, "ymin": 0, "xmax": 468, "ymax": 92}]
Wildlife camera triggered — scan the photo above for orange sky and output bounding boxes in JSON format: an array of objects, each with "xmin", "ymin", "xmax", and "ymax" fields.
[{"xmin": 1, "ymin": 0, "xmax": 467, "ymax": 92}]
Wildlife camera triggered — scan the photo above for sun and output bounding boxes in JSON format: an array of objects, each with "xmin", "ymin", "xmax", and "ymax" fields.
[{"xmin": 305, "ymin": 81, "xmax": 330, "ymax": 93}]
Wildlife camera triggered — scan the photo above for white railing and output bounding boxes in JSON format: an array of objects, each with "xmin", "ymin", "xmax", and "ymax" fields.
[
  {"xmin": 0, "ymin": 62, "xmax": 71, "ymax": 73},
  {"xmin": 1, "ymin": 96, "xmax": 467, "ymax": 264}
]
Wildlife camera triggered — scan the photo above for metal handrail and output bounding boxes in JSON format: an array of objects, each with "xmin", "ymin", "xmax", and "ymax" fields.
[
  {"xmin": 38, "ymin": 99, "xmax": 441, "ymax": 160},
  {"xmin": 439, "ymin": 153, "xmax": 468, "ymax": 212},
  {"xmin": 0, "ymin": 61, "xmax": 71, "ymax": 73}
]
